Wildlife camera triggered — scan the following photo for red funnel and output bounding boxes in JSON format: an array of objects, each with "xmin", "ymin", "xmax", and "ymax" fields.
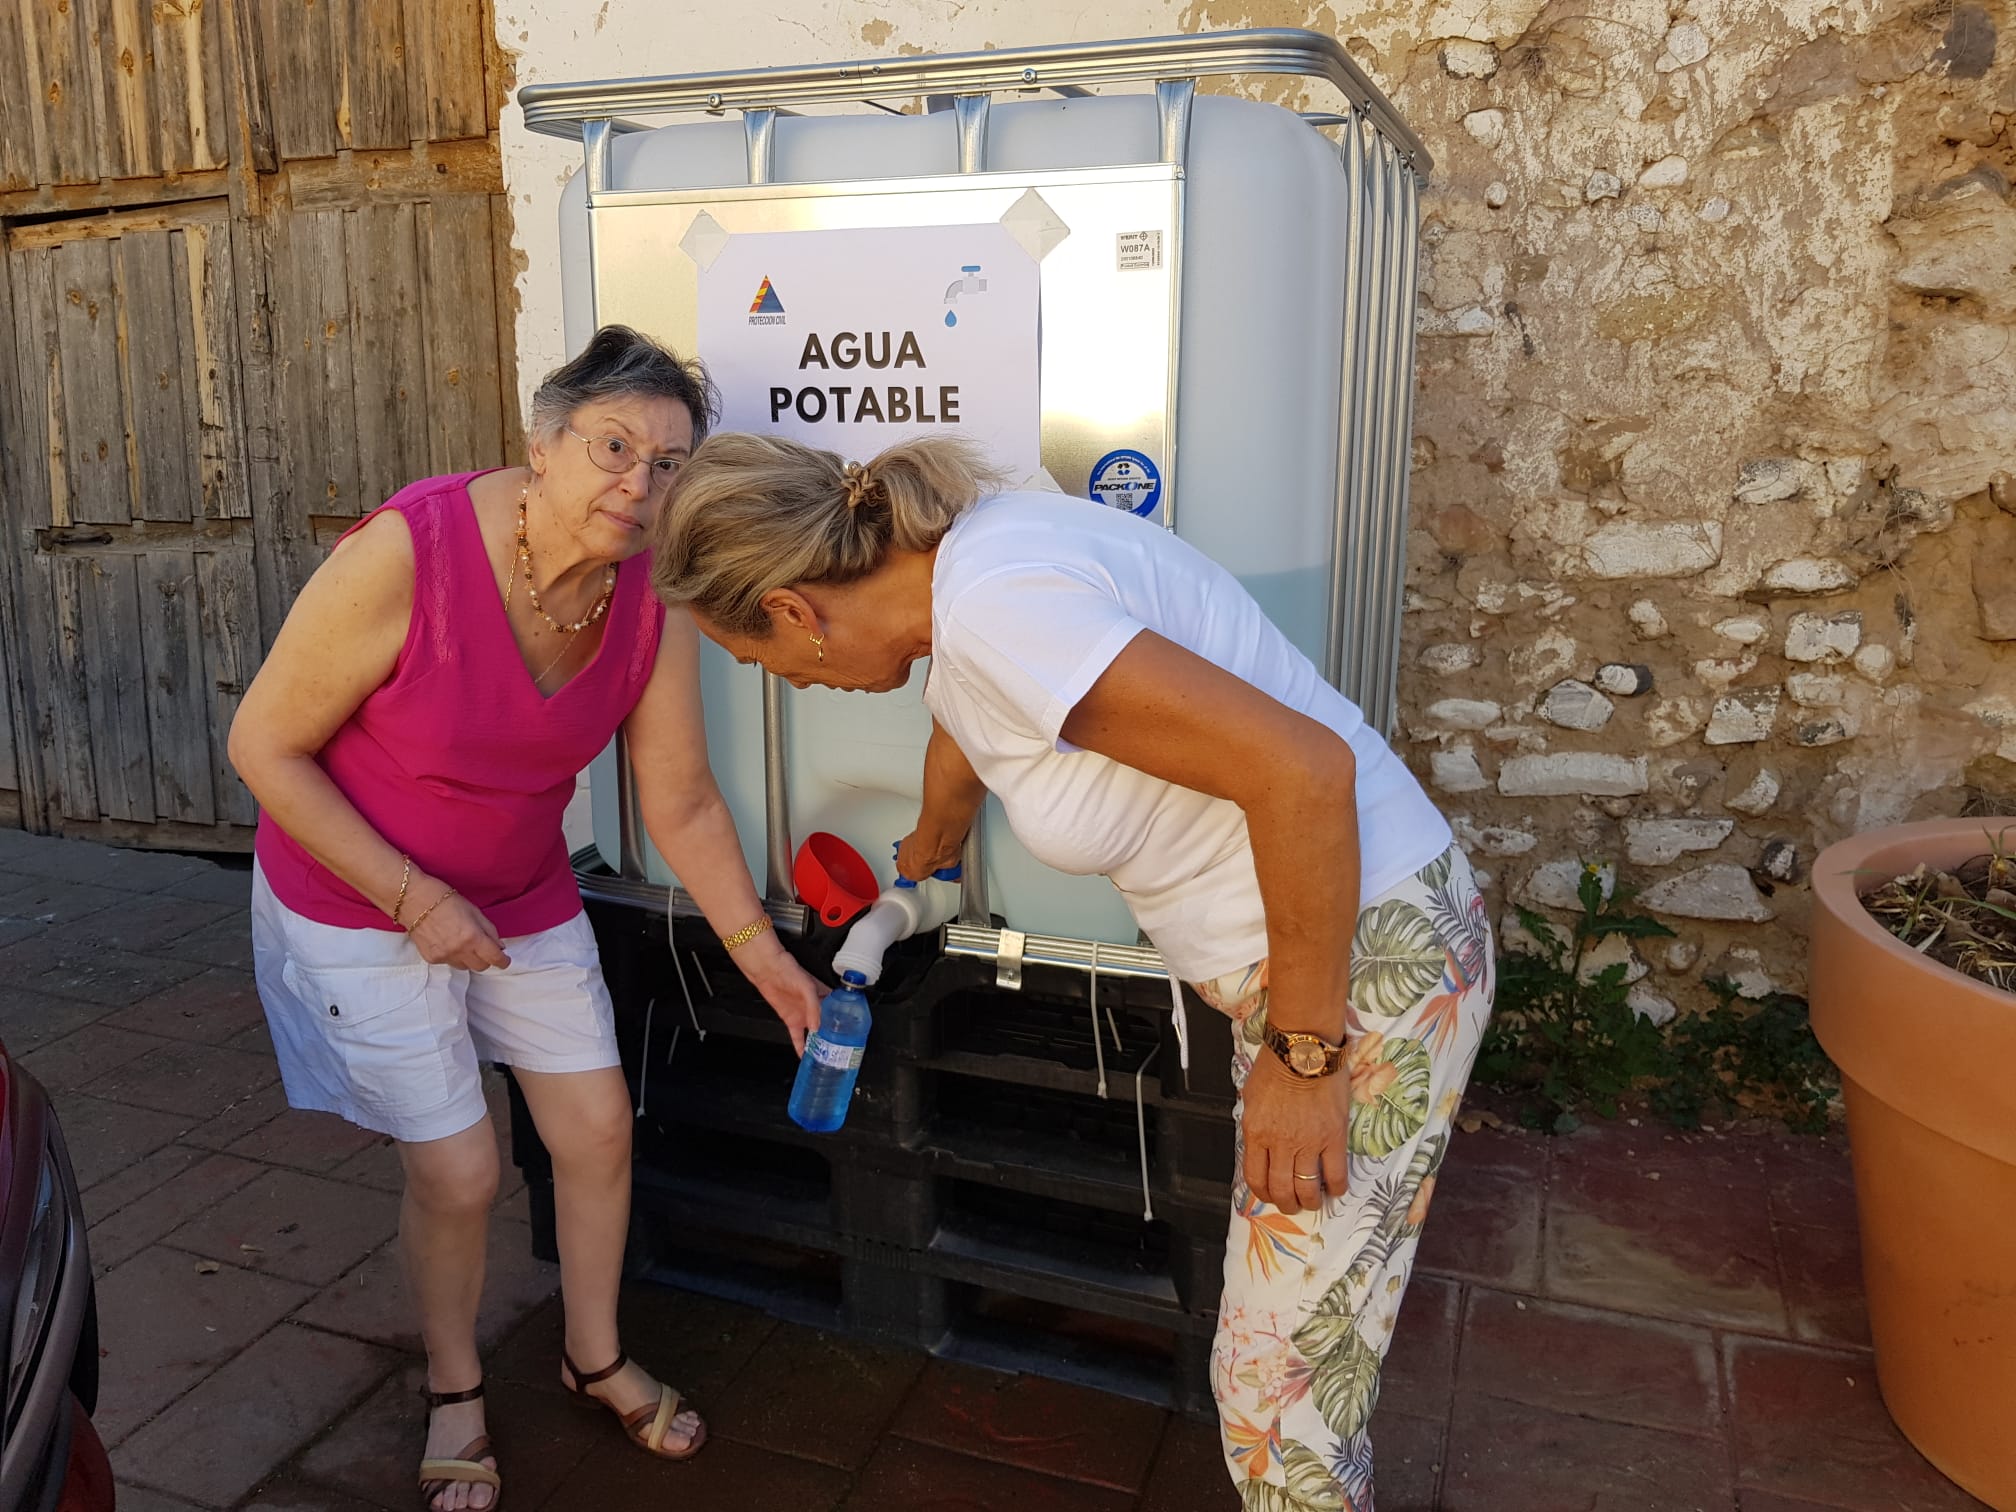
[{"xmin": 792, "ymin": 832, "xmax": 879, "ymax": 927}]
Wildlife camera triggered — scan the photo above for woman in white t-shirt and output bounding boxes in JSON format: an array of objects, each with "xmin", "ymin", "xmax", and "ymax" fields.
[{"xmin": 653, "ymin": 434, "xmax": 1494, "ymax": 1509}]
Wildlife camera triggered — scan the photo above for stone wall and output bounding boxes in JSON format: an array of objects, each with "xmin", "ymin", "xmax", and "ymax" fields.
[
  {"xmin": 500, "ymin": 0, "xmax": 2016, "ymax": 1006},
  {"xmin": 1374, "ymin": 0, "xmax": 2016, "ymax": 1009}
]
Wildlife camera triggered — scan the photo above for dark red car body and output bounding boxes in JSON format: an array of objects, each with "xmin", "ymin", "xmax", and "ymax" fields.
[{"xmin": 1, "ymin": 1040, "xmax": 113, "ymax": 1511}]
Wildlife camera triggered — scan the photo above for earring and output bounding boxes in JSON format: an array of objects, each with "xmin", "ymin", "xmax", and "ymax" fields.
[{"xmin": 810, "ymin": 633, "xmax": 826, "ymax": 663}]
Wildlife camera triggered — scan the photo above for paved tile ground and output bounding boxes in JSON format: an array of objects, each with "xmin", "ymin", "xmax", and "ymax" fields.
[{"xmin": 0, "ymin": 827, "xmax": 1990, "ymax": 1511}]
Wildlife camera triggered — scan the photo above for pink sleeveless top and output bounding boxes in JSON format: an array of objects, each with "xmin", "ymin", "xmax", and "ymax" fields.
[{"xmin": 255, "ymin": 470, "xmax": 665, "ymax": 935}]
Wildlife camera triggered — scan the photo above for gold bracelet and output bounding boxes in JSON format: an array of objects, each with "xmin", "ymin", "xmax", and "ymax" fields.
[
  {"xmin": 391, "ymin": 855, "xmax": 412, "ymax": 927},
  {"xmin": 719, "ymin": 914, "xmax": 773, "ymax": 952},
  {"xmin": 405, "ymin": 886, "xmax": 456, "ymax": 934}
]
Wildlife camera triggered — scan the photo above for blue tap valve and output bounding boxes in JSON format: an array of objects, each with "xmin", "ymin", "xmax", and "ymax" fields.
[{"xmin": 891, "ymin": 841, "xmax": 962, "ymax": 887}]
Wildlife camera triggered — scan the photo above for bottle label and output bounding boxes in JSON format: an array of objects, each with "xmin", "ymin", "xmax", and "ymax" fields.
[{"xmin": 806, "ymin": 1033, "xmax": 865, "ymax": 1071}]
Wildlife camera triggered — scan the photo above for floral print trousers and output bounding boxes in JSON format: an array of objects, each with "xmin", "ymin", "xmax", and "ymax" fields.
[{"xmin": 1193, "ymin": 844, "xmax": 1494, "ymax": 1512}]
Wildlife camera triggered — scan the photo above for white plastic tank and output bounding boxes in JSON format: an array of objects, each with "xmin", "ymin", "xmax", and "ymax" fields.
[{"xmin": 538, "ymin": 34, "xmax": 1427, "ymax": 950}]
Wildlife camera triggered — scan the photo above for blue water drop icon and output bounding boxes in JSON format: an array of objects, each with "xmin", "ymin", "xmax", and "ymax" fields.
[{"xmin": 944, "ymin": 311, "xmax": 958, "ymax": 327}]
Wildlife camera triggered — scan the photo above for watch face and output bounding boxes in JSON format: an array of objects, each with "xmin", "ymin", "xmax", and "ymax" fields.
[{"xmin": 1287, "ymin": 1040, "xmax": 1327, "ymax": 1076}]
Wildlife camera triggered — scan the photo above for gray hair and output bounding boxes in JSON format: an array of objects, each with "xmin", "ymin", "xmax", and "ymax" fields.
[
  {"xmin": 653, "ymin": 433, "xmax": 1007, "ymax": 637},
  {"xmin": 528, "ymin": 325, "xmax": 720, "ymax": 445}
]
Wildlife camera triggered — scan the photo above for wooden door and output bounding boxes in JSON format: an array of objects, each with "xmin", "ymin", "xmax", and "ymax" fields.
[
  {"xmin": 251, "ymin": 187, "xmax": 515, "ymax": 634},
  {"xmin": 3, "ymin": 201, "xmax": 261, "ymax": 838},
  {"xmin": 0, "ymin": 0, "xmax": 517, "ymax": 848}
]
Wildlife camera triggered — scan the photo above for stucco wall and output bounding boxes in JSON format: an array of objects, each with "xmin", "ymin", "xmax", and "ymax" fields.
[{"xmin": 501, "ymin": 1, "xmax": 2016, "ymax": 1010}]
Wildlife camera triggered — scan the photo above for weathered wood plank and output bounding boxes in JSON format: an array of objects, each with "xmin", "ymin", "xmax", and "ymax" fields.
[
  {"xmin": 0, "ymin": 0, "xmax": 42, "ymax": 190},
  {"xmin": 413, "ymin": 0, "xmax": 487, "ymax": 144},
  {"xmin": 52, "ymin": 237, "xmax": 131, "ymax": 524},
  {"xmin": 99, "ymin": 0, "xmax": 158, "ymax": 179},
  {"xmin": 0, "ymin": 609, "xmax": 18, "ymax": 793},
  {"xmin": 344, "ymin": 0, "xmax": 410, "ymax": 150},
  {"xmin": 230, "ymin": 0, "xmax": 277, "ymax": 173},
  {"xmin": 154, "ymin": 0, "xmax": 230, "ymax": 173},
  {"xmin": 259, "ymin": 0, "xmax": 339, "ymax": 160},
  {"xmin": 136, "ymin": 548, "xmax": 214, "ymax": 823},
  {"xmin": 419, "ymin": 194, "xmax": 504, "ymax": 474},
  {"xmin": 264, "ymin": 207, "xmax": 357, "ymax": 609},
  {"xmin": 280, "ymin": 138, "xmax": 502, "ymax": 210},
  {"xmin": 34, "ymin": 518, "xmax": 246, "ymax": 554},
  {"xmin": 266, "ymin": 209, "xmax": 326, "ymax": 550},
  {"xmin": 28, "ymin": 0, "xmax": 105, "ymax": 185},
  {"xmin": 9, "ymin": 247, "xmax": 65, "ymax": 529},
  {"xmin": 116, "ymin": 229, "xmax": 198, "ymax": 522},
  {"xmin": 8, "ymin": 195, "xmax": 230, "ymax": 249},
  {"xmin": 0, "ymin": 216, "xmax": 50, "ymax": 824},
  {"xmin": 347, "ymin": 200, "xmax": 428, "ymax": 507},
  {"xmin": 151, "ymin": 0, "xmax": 198, "ymax": 174},
  {"xmin": 0, "ymin": 171, "xmax": 234, "ymax": 222},
  {"xmin": 43, "ymin": 556, "xmax": 99, "ymax": 820},
  {"xmin": 74, "ymin": 552, "xmax": 154, "ymax": 822},
  {"xmin": 309, "ymin": 208, "xmax": 359, "ymax": 511},
  {"xmin": 234, "ymin": 211, "xmax": 302, "ymax": 643},
  {"xmin": 181, "ymin": 219, "xmax": 252, "ymax": 518},
  {"xmin": 491, "ymin": 190, "xmax": 524, "ymax": 463},
  {"xmin": 37, "ymin": 813, "xmax": 253, "ymax": 850},
  {"xmin": 169, "ymin": 226, "xmax": 207, "ymax": 512},
  {"xmin": 196, "ymin": 545, "xmax": 259, "ymax": 825}
]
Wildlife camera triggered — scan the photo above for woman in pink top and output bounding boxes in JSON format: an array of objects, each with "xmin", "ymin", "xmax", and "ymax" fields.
[{"xmin": 229, "ymin": 328, "xmax": 822, "ymax": 1510}]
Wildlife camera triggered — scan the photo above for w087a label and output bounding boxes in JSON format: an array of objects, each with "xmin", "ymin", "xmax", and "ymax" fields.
[
  {"xmin": 1116, "ymin": 229, "xmax": 1164, "ymax": 271},
  {"xmin": 806, "ymin": 1034, "xmax": 864, "ymax": 1071}
]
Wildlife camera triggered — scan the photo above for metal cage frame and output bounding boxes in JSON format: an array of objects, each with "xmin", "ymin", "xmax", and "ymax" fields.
[{"xmin": 526, "ymin": 28, "xmax": 1428, "ymax": 988}]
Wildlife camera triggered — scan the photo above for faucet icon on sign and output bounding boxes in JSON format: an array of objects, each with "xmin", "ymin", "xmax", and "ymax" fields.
[{"xmin": 943, "ymin": 265, "xmax": 986, "ymax": 303}]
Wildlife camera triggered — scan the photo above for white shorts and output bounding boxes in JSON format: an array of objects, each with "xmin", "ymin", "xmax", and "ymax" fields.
[{"xmin": 249, "ymin": 862, "xmax": 620, "ymax": 1143}]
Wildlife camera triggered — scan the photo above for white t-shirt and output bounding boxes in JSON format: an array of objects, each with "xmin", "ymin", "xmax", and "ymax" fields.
[{"xmin": 924, "ymin": 492, "xmax": 1453, "ymax": 982}]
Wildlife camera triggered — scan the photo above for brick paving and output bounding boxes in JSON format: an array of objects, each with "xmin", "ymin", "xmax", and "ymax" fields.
[{"xmin": 0, "ymin": 826, "xmax": 1990, "ymax": 1511}]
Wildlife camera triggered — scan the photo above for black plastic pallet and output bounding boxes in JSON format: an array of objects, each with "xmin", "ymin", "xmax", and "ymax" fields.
[
  {"xmin": 519, "ymin": 1160, "xmax": 1220, "ymax": 1414},
  {"xmin": 603, "ymin": 1029, "xmax": 1230, "ymax": 1231},
  {"xmin": 584, "ymin": 894, "xmax": 1239, "ymax": 1179},
  {"xmin": 508, "ymin": 1058, "xmax": 1231, "ymax": 1318},
  {"xmin": 508, "ymin": 886, "xmax": 1251, "ymax": 1410}
]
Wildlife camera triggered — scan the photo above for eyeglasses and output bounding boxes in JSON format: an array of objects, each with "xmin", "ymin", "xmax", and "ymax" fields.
[{"xmin": 566, "ymin": 427, "xmax": 684, "ymax": 492}]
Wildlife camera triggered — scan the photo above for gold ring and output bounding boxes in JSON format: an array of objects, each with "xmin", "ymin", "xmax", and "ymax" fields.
[{"xmin": 1294, "ymin": 1170, "xmax": 1322, "ymax": 1180}]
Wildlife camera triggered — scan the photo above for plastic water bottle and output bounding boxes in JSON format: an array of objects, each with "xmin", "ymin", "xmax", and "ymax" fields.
[{"xmin": 788, "ymin": 971, "xmax": 872, "ymax": 1133}]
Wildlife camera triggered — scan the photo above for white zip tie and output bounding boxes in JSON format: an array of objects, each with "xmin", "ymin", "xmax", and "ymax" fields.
[
  {"xmin": 1089, "ymin": 941, "xmax": 1108, "ymax": 1099},
  {"xmin": 691, "ymin": 951, "xmax": 715, "ymax": 996},
  {"xmin": 634, "ymin": 996, "xmax": 656, "ymax": 1116},
  {"xmin": 664, "ymin": 1021, "xmax": 684, "ymax": 1067},
  {"xmin": 1167, "ymin": 967, "xmax": 1192, "ymax": 1077},
  {"xmin": 668, "ymin": 931, "xmax": 706, "ymax": 1040},
  {"xmin": 1134, "ymin": 1043, "xmax": 1161, "ymax": 1221}
]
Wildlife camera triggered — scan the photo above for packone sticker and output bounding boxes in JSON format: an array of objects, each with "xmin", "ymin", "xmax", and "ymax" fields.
[{"xmin": 1088, "ymin": 449, "xmax": 1161, "ymax": 517}]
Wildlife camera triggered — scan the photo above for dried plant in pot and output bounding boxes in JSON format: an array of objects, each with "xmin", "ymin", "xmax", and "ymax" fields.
[{"xmin": 1809, "ymin": 818, "xmax": 2016, "ymax": 1511}]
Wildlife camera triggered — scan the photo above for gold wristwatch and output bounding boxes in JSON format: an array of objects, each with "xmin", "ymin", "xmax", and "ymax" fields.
[{"xmin": 1262, "ymin": 1023, "xmax": 1347, "ymax": 1079}]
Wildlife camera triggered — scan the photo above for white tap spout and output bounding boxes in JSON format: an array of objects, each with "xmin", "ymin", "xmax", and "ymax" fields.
[{"xmin": 831, "ymin": 879, "xmax": 961, "ymax": 986}]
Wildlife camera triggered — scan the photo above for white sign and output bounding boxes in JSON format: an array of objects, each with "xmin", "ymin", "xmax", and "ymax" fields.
[{"xmin": 695, "ymin": 223, "xmax": 1041, "ymax": 480}]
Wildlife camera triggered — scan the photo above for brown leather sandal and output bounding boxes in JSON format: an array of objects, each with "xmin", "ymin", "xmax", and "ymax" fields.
[
  {"xmin": 418, "ymin": 1382, "xmax": 502, "ymax": 1510},
  {"xmin": 561, "ymin": 1350, "xmax": 707, "ymax": 1461}
]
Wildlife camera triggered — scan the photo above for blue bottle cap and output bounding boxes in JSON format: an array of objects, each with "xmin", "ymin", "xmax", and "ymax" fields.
[{"xmin": 841, "ymin": 970, "xmax": 868, "ymax": 987}]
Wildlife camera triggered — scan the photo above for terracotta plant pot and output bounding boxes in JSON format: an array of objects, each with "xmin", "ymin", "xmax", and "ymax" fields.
[{"xmin": 1809, "ymin": 817, "xmax": 2016, "ymax": 1511}]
